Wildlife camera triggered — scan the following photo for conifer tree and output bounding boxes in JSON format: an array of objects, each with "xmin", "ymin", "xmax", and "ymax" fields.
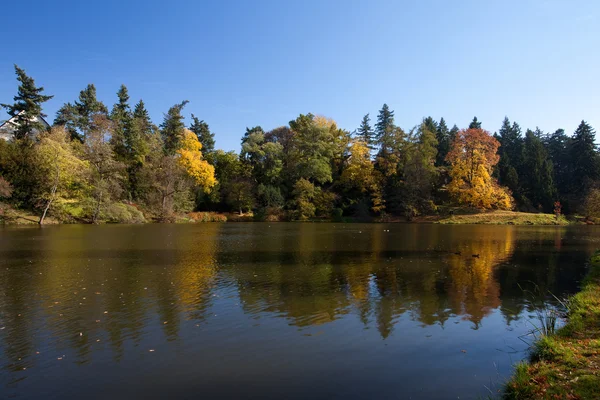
[
  {"xmin": 110, "ymin": 85, "xmax": 133, "ymax": 161},
  {"xmin": 468, "ymin": 116, "xmax": 482, "ymax": 129},
  {"xmin": 374, "ymin": 104, "xmax": 396, "ymax": 156},
  {"xmin": 569, "ymin": 121, "xmax": 600, "ymax": 201},
  {"xmin": 189, "ymin": 114, "xmax": 215, "ymax": 155},
  {"xmin": 54, "ymin": 84, "xmax": 108, "ymax": 141},
  {"xmin": 160, "ymin": 101, "xmax": 188, "ymax": 155},
  {"xmin": 356, "ymin": 113, "xmax": 374, "ymax": 150},
  {"xmin": 1, "ymin": 65, "xmax": 53, "ymax": 140},
  {"xmin": 435, "ymin": 118, "xmax": 450, "ymax": 166},
  {"xmin": 522, "ymin": 129, "xmax": 556, "ymax": 211}
]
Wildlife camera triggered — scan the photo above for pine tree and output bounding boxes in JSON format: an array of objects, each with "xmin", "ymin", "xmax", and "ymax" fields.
[
  {"xmin": 522, "ymin": 129, "xmax": 556, "ymax": 211},
  {"xmin": 468, "ymin": 116, "xmax": 481, "ymax": 129},
  {"xmin": 496, "ymin": 117, "xmax": 523, "ymax": 196},
  {"xmin": 374, "ymin": 104, "xmax": 396, "ymax": 156},
  {"xmin": 1, "ymin": 65, "xmax": 53, "ymax": 140},
  {"xmin": 54, "ymin": 84, "xmax": 108, "ymax": 141},
  {"xmin": 189, "ymin": 114, "xmax": 215, "ymax": 155},
  {"xmin": 160, "ymin": 101, "xmax": 189, "ymax": 155},
  {"xmin": 435, "ymin": 118, "xmax": 450, "ymax": 166},
  {"xmin": 356, "ymin": 113, "xmax": 374, "ymax": 150},
  {"xmin": 545, "ymin": 128, "xmax": 571, "ymax": 202},
  {"xmin": 569, "ymin": 121, "xmax": 600, "ymax": 201},
  {"xmin": 110, "ymin": 85, "xmax": 133, "ymax": 161}
]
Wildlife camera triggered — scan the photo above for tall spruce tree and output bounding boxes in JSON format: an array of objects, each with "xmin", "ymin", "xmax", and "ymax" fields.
[
  {"xmin": 160, "ymin": 101, "xmax": 189, "ymax": 155},
  {"xmin": 189, "ymin": 114, "xmax": 215, "ymax": 155},
  {"xmin": 374, "ymin": 104, "xmax": 396, "ymax": 156},
  {"xmin": 496, "ymin": 117, "xmax": 523, "ymax": 196},
  {"xmin": 54, "ymin": 84, "xmax": 108, "ymax": 141},
  {"xmin": 522, "ymin": 129, "xmax": 556, "ymax": 211},
  {"xmin": 569, "ymin": 121, "xmax": 600, "ymax": 204},
  {"xmin": 356, "ymin": 113, "xmax": 375, "ymax": 150},
  {"xmin": 545, "ymin": 128, "xmax": 571, "ymax": 202},
  {"xmin": 1, "ymin": 65, "xmax": 53, "ymax": 140},
  {"xmin": 110, "ymin": 85, "xmax": 133, "ymax": 161},
  {"xmin": 435, "ymin": 117, "xmax": 450, "ymax": 166},
  {"xmin": 468, "ymin": 116, "xmax": 482, "ymax": 129}
]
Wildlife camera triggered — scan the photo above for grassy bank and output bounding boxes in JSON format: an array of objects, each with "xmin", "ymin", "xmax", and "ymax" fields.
[
  {"xmin": 437, "ymin": 210, "xmax": 569, "ymax": 225},
  {"xmin": 503, "ymin": 252, "xmax": 600, "ymax": 399}
]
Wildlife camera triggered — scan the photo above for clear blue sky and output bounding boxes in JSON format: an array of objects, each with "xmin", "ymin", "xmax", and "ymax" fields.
[{"xmin": 1, "ymin": 0, "xmax": 598, "ymax": 151}]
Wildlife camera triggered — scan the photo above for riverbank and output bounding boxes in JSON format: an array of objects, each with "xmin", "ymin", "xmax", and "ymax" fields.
[
  {"xmin": 0, "ymin": 204, "xmax": 578, "ymax": 226},
  {"xmin": 503, "ymin": 252, "xmax": 600, "ymax": 399}
]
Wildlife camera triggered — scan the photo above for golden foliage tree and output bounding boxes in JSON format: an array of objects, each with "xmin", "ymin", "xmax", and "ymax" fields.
[
  {"xmin": 35, "ymin": 127, "xmax": 87, "ymax": 224},
  {"xmin": 176, "ymin": 129, "xmax": 217, "ymax": 192},
  {"xmin": 446, "ymin": 128, "xmax": 513, "ymax": 210}
]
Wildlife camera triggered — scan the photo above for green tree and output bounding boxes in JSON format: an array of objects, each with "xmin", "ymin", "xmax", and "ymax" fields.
[
  {"xmin": 34, "ymin": 127, "xmax": 86, "ymax": 224},
  {"xmin": 356, "ymin": 113, "xmax": 375, "ymax": 151},
  {"xmin": 109, "ymin": 85, "xmax": 133, "ymax": 161},
  {"xmin": 468, "ymin": 116, "xmax": 482, "ymax": 129},
  {"xmin": 374, "ymin": 104, "xmax": 395, "ymax": 156},
  {"xmin": 435, "ymin": 117, "xmax": 450, "ymax": 166},
  {"xmin": 54, "ymin": 84, "xmax": 108, "ymax": 141},
  {"xmin": 1, "ymin": 65, "xmax": 53, "ymax": 140},
  {"xmin": 160, "ymin": 101, "xmax": 188, "ymax": 155},
  {"xmin": 289, "ymin": 113, "xmax": 334, "ymax": 184},
  {"xmin": 495, "ymin": 117, "xmax": 523, "ymax": 196},
  {"xmin": 189, "ymin": 114, "xmax": 215, "ymax": 155},
  {"xmin": 569, "ymin": 120, "xmax": 600, "ymax": 208},
  {"xmin": 544, "ymin": 128, "xmax": 571, "ymax": 205},
  {"xmin": 522, "ymin": 129, "xmax": 556, "ymax": 212}
]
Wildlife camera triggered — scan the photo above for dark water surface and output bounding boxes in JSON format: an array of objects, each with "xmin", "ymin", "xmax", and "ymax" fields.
[{"xmin": 1, "ymin": 223, "xmax": 599, "ymax": 399}]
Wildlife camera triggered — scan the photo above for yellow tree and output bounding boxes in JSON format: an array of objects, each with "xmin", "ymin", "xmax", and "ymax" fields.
[
  {"xmin": 341, "ymin": 139, "xmax": 384, "ymax": 214},
  {"xmin": 446, "ymin": 128, "xmax": 513, "ymax": 210},
  {"xmin": 35, "ymin": 127, "xmax": 88, "ymax": 224},
  {"xmin": 176, "ymin": 129, "xmax": 217, "ymax": 192}
]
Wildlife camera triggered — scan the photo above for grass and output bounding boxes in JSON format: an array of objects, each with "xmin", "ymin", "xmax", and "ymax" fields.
[
  {"xmin": 438, "ymin": 210, "xmax": 570, "ymax": 226},
  {"xmin": 503, "ymin": 252, "xmax": 600, "ymax": 399}
]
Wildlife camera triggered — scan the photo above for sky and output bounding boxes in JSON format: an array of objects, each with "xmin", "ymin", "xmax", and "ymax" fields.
[{"xmin": 0, "ymin": 0, "xmax": 599, "ymax": 151}]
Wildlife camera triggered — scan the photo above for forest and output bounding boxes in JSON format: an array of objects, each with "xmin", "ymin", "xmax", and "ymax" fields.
[{"xmin": 1, "ymin": 65, "xmax": 599, "ymax": 224}]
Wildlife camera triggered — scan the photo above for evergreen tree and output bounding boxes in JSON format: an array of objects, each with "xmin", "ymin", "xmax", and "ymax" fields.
[
  {"xmin": 522, "ymin": 129, "xmax": 556, "ymax": 211},
  {"xmin": 544, "ymin": 128, "xmax": 571, "ymax": 202},
  {"xmin": 189, "ymin": 114, "xmax": 215, "ymax": 155},
  {"xmin": 569, "ymin": 121, "xmax": 600, "ymax": 205},
  {"xmin": 1, "ymin": 65, "xmax": 53, "ymax": 140},
  {"xmin": 468, "ymin": 116, "xmax": 482, "ymax": 129},
  {"xmin": 54, "ymin": 84, "xmax": 108, "ymax": 141},
  {"xmin": 160, "ymin": 101, "xmax": 188, "ymax": 155},
  {"xmin": 356, "ymin": 113, "xmax": 374, "ymax": 150},
  {"xmin": 110, "ymin": 85, "xmax": 133, "ymax": 161},
  {"xmin": 374, "ymin": 104, "xmax": 396, "ymax": 156},
  {"xmin": 435, "ymin": 117, "xmax": 450, "ymax": 166},
  {"xmin": 496, "ymin": 117, "xmax": 523, "ymax": 196}
]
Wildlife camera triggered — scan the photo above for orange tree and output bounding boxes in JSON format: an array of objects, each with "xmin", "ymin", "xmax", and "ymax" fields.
[{"xmin": 446, "ymin": 128, "xmax": 513, "ymax": 210}]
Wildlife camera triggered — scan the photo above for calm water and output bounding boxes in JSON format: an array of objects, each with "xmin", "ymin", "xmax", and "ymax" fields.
[{"xmin": 0, "ymin": 223, "xmax": 599, "ymax": 399}]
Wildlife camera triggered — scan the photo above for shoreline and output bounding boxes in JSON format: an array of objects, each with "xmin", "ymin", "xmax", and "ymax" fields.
[
  {"xmin": 0, "ymin": 209, "xmax": 579, "ymax": 226},
  {"xmin": 503, "ymin": 252, "xmax": 600, "ymax": 398}
]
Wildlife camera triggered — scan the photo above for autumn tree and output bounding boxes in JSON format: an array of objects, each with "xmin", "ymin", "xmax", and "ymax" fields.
[
  {"xmin": 446, "ymin": 128, "xmax": 513, "ymax": 210},
  {"xmin": 176, "ymin": 129, "xmax": 216, "ymax": 193},
  {"xmin": 1, "ymin": 65, "xmax": 53, "ymax": 140},
  {"xmin": 34, "ymin": 127, "xmax": 86, "ymax": 224}
]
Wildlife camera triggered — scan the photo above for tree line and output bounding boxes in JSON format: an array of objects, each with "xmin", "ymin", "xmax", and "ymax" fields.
[{"xmin": 1, "ymin": 65, "xmax": 599, "ymax": 224}]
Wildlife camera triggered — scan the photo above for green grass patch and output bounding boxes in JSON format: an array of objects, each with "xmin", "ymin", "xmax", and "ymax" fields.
[
  {"xmin": 503, "ymin": 252, "xmax": 600, "ymax": 399},
  {"xmin": 438, "ymin": 210, "xmax": 569, "ymax": 225}
]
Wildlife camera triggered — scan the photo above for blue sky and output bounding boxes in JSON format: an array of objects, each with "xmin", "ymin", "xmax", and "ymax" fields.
[{"xmin": 1, "ymin": 0, "xmax": 598, "ymax": 151}]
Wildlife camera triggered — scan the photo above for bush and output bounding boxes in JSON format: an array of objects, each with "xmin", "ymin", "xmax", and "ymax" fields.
[
  {"xmin": 188, "ymin": 212, "xmax": 227, "ymax": 222},
  {"xmin": 331, "ymin": 208, "xmax": 343, "ymax": 222},
  {"xmin": 101, "ymin": 203, "xmax": 146, "ymax": 224}
]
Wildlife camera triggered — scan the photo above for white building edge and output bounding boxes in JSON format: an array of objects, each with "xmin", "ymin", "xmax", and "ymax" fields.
[{"xmin": 0, "ymin": 111, "xmax": 51, "ymax": 141}]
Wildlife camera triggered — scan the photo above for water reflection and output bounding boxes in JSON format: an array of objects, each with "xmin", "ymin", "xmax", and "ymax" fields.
[{"xmin": 0, "ymin": 223, "xmax": 596, "ymax": 399}]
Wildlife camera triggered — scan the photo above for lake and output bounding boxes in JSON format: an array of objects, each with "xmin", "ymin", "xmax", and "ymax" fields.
[{"xmin": 0, "ymin": 223, "xmax": 598, "ymax": 399}]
